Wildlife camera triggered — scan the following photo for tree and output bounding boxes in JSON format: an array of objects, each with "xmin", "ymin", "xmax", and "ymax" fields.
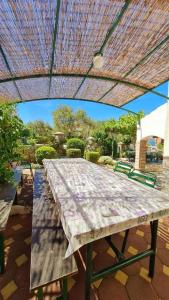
[
  {"xmin": 27, "ymin": 120, "xmax": 53, "ymax": 143},
  {"xmin": 116, "ymin": 112, "xmax": 144, "ymax": 144},
  {"xmin": 53, "ymin": 105, "xmax": 95, "ymax": 138},
  {"xmin": 0, "ymin": 104, "xmax": 23, "ymax": 182},
  {"xmin": 53, "ymin": 105, "xmax": 76, "ymax": 138}
]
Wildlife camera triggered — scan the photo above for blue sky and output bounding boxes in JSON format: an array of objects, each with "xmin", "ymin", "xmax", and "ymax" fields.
[{"xmin": 18, "ymin": 81, "xmax": 168, "ymax": 125}]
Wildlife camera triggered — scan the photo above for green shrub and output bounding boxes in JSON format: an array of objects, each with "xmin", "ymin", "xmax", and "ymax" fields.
[
  {"xmin": 67, "ymin": 138, "xmax": 85, "ymax": 154},
  {"xmin": 66, "ymin": 148, "xmax": 81, "ymax": 158},
  {"xmin": 17, "ymin": 144, "xmax": 36, "ymax": 163},
  {"xmin": 98, "ymin": 156, "xmax": 114, "ymax": 165},
  {"xmin": 85, "ymin": 151, "xmax": 100, "ymax": 163},
  {"xmin": 35, "ymin": 146, "xmax": 57, "ymax": 164}
]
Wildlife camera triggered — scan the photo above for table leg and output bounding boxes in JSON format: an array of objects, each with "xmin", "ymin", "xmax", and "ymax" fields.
[
  {"xmin": 85, "ymin": 243, "xmax": 93, "ymax": 300},
  {"xmin": 37, "ymin": 287, "xmax": 43, "ymax": 300},
  {"xmin": 149, "ymin": 220, "xmax": 158, "ymax": 278},
  {"xmin": 121, "ymin": 229, "xmax": 129, "ymax": 253},
  {"xmin": 0, "ymin": 233, "xmax": 4, "ymax": 274},
  {"xmin": 62, "ymin": 277, "xmax": 68, "ymax": 300}
]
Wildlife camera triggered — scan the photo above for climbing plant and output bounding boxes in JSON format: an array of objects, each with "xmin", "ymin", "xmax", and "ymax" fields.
[{"xmin": 0, "ymin": 104, "xmax": 23, "ymax": 182}]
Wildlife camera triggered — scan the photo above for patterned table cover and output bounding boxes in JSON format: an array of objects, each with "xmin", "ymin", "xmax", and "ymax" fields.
[{"xmin": 43, "ymin": 158, "xmax": 169, "ymax": 257}]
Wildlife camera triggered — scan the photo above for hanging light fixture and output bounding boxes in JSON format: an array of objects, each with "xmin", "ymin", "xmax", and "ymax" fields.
[{"xmin": 93, "ymin": 52, "xmax": 104, "ymax": 69}]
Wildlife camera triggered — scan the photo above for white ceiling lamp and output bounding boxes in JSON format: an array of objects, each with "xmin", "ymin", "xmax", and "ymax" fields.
[{"xmin": 93, "ymin": 52, "xmax": 104, "ymax": 69}]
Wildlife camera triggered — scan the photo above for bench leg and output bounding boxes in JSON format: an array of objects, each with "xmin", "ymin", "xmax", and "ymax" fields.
[
  {"xmin": 149, "ymin": 220, "xmax": 158, "ymax": 278},
  {"xmin": 37, "ymin": 287, "xmax": 43, "ymax": 300},
  {"xmin": 0, "ymin": 233, "xmax": 4, "ymax": 274},
  {"xmin": 85, "ymin": 243, "xmax": 93, "ymax": 300}
]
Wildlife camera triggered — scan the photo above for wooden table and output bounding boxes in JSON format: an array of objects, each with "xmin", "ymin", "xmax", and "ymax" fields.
[
  {"xmin": 0, "ymin": 168, "xmax": 22, "ymax": 273},
  {"xmin": 44, "ymin": 158, "xmax": 169, "ymax": 299}
]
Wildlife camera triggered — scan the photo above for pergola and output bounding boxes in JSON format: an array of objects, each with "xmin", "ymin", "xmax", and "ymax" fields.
[
  {"xmin": 0, "ymin": 0, "xmax": 169, "ymax": 166},
  {"xmin": 0, "ymin": 0, "xmax": 169, "ymax": 106}
]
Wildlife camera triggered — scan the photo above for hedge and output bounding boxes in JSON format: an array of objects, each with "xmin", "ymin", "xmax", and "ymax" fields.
[
  {"xmin": 35, "ymin": 146, "xmax": 57, "ymax": 164},
  {"xmin": 66, "ymin": 148, "xmax": 81, "ymax": 158},
  {"xmin": 85, "ymin": 151, "xmax": 100, "ymax": 163},
  {"xmin": 67, "ymin": 138, "xmax": 85, "ymax": 153}
]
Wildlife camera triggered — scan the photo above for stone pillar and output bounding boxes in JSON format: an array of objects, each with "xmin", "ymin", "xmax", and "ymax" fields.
[
  {"xmin": 134, "ymin": 121, "xmax": 147, "ymax": 170},
  {"xmin": 163, "ymin": 85, "xmax": 169, "ymax": 169},
  {"xmin": 135, "ymin": 139, "xmax": 147, "ymax": 170}
]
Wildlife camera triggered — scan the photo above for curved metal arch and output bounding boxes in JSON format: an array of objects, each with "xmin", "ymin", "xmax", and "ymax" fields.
[
  {"xmin": 11, "ymin": 97, "xmax": 139, "ymax": 116},
  {"xmin": 0, "ymin": 73, "xmax": 169, "ymax": 101}
]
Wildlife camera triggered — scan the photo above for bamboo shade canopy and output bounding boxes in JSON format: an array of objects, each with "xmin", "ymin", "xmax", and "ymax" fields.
[{"xmin": 0, "ymin": 0, "xmax": 169, "ymax": 107}]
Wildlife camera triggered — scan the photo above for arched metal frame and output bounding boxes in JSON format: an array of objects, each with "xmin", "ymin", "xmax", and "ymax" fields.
[
  {"xmin": 0, "ymin": 0, "xmax": 169, "ymax": 116},
  {"xmin": 0, "ymin": 73, "xmax": 169, "ymax": 102}
]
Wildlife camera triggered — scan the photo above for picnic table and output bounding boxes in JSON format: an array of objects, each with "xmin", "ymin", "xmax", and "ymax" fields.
[{"xmin": 44, "ymin": 158, "xmax": 169, "ymax": 299}]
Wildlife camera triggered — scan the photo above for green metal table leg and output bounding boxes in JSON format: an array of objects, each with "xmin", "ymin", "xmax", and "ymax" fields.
[
  {"xmin": 62, "ymin": 277, "xmax": 68, "ymax": 300},
  {"xmin": 121, "ymin": 229, "xmax": 129, "ymax": 253},
  {"xmin": 85, "ymin": 243, "xmax": 93, "ymax": 300},
  {"xmin": 149, "ymin": 220, "xmax": 158, "ymax": 278},
  {"xmin": 0, "ymin": 233, "xmax": 4, "ymax": 274},
  {"xmin": 37, "ymin": 287, "xmax": 43, "ymax": 300}
]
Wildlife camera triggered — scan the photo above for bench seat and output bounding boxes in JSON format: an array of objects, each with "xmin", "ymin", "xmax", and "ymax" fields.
[
  {"xmin": 128, "ymin": 169, "xmax": 156, "ymax": 188},
  {"xmin": 30, "ymin": 170, "xmax": 78, "ymax": 295},
  {"xmin": 114, "ymin": 161, "xmax": 133, "ymax": 175}
]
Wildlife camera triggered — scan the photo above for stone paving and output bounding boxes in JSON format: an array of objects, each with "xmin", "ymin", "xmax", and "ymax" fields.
[{"xmin": 0, "ymin": 171, "xmax": 169, "ymax": 300}]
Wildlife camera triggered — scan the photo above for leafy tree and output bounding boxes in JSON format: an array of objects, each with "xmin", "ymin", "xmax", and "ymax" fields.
[
  {"xmin": 0, "ymin": 104, "xmax": 23, "ymax": 182},
  {"xmin": 53, "ymin": 105, "xmax": 95, "ymax": 138},
  {"xmin": 27, "ymin": 120, "xmax": 53, "ymax": 143},
  {"xmin": 53, "ymin": 105, "xmax": 76, "ymax": 138},
  {"xmin": 116, "ymin": 112, "xmax": 144, "ymax": 144}
]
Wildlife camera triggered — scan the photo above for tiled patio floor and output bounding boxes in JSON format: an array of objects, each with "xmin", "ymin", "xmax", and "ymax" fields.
[{"xmin": 0, "ymin": 172, "xmax": 169, "ymax": 300}]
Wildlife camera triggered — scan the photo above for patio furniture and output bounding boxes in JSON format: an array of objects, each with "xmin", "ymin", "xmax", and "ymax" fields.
[
  {"xmin": 43, "ymin": 158, "xmax": 169, "ymax": 300},
  {"xmin": 0, "ymin": 168, "xmax": 22, "ymax": 273},
  {"xmin": 30, "ymin": 170, "xmax": 77, "ymax": 300},
  {"xmin": 120, "ymin": 169, "xmax": 157, "ymax": 254},
  {"xmin": 114, "ymin": 161, "xmax": 133, "ymax": 175},
  {"xmin": 20, "ymin": 161, "xmax": 33, "ymax": 180},
  {"xmin": 128, "ymin": 169, "xmax": 157, "ymax": 188}
]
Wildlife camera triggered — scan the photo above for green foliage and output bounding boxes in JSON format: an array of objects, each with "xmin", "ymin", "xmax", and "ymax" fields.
[
  {"xmin": 53, "ymin": 105, "xmax": 95, "ymax": 138},
  {"xmin": 27, "ymin": 120, "xmax": 53, "ymax": 144},
  {"xmin": 85, "ymin": 151, "xmax": 100, "ymax": 163},
  {"xmin": 17, "ymin": 144, "xmax": 36, "ymax": 163},
  {"xmin": 98, "ymin": 156, "xmax": 114, "ymax": 165},
  {"xmin": 67, "ymin": 138, "xmax": 85, "ymax": 154},
  {"xmin": 0, "ymin": 104, "xmax": 23, "ymax": 182},
  {"xmin": 92, "ymin": 130, "xmax": 112, "ymax": 156},
  {"xmin": 66, "ymin": 148, "xmax": 81, "ymax": 158},
  {"xmin": 35, "ymin": 146, "xmax": 57, "ymax": 164},
  {"xmin": 116, "ymin": 112, "xmax": 144, "ymax": 143}
]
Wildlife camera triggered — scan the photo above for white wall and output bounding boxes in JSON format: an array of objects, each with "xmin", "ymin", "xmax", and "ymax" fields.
[{"xmin": 137, "ymin": 103, "xmax": 167, "ymax": 141}]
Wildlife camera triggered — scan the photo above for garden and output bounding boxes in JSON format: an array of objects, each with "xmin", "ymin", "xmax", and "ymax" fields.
[{"xmin": 0, "ymin": 103, "xmax": 150, "ymax": 183}]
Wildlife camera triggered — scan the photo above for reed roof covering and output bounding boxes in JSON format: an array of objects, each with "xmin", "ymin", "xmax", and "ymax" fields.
[{"xmin": 0, "ymin": 0, "xmax": 169, "ymax": 107}]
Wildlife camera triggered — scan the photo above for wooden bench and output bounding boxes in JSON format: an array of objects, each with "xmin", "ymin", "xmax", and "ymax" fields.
[
  {"xmin": 0, "ymin": 167, "xmax": 22, "ymax": 273},
  {"xmin": 120, "ymin": 169, "xmax": 156, "ymax": 254},
  {"xmin": 114, "ymin": 161, "xmax": 133, "ymax": 175},
  {"xmin": 30, "ymin": 170, "xmax": 78, "ymax": 300},
  {"xmin": 128, "ymin": 169, "xmax": 156, "ymax": 188}
]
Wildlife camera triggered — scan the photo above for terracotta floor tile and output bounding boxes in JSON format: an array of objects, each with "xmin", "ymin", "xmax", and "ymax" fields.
[
  {"xmin": 98, "ymin": 276, "xmax": 129, "ymax": 300},
  {"xmin": 1, "ymin": 176, "xmax": 169, "ymax": 300},
  {"xmin": 126, "ymin": 275, "xmax": 157, "ymax": 300}
]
